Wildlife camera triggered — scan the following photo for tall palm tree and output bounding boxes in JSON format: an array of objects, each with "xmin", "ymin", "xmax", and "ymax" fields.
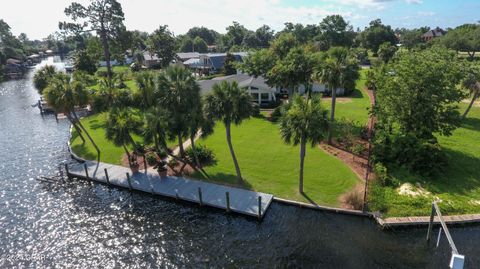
[
  {"xmin": 157, "ymin": 66, "xmax": 199, "ymax": 158},
  {"xmin": 135, "ymin": 71, "xmax": 156, "ymax": 111},
  {"xmin": 105, "ymin": 107, "xmax": 142, "ymax": 168},
  {"xmin": 462, "ymin": 65, "xmax": 480, "ymax": 118},
  {"xmin": 317, "ymin": 47, "xmax": 357, "ymax": 144},
  {"xmin": 280, "ymin": 95, "xmax": 329, "ymax": 193},
  {"xmin": 204, "ymin": 81, "xmax": 253, "ymax": 181},
  {"xmin": 43, "ymin": 73, "xmax": 100, "ymax": 156}
]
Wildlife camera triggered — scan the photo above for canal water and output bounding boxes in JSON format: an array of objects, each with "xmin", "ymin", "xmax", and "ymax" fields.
[{"xmin": 0, "ymin": 59, "xmax": 479, "ymax": 268}]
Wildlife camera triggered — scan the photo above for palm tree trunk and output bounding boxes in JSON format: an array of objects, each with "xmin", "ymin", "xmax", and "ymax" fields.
[
  {"xmin": 299, "ymin": 137, "xmax": 306, "ymax": 194},
  {"xmin": 66, "ymin": 113, "xmax": 85, "ymax": 144},
  {"xmin": 72, "ymin": 111, "xmax": 101, "ymax": 158},
  {"xmin": 226, "ymin": 123, "xmax": 242, "ymax": 181},
  {"xmin": 177, "ymin": 132, "xmax": 185, "ymax": 157},
  {"xmin": 328, "ymin": 84, "xmax": 337, "ymax": 144},
  {"xmin": 122, "ymin": 144, "xmax": 132, "ymax": 166},
  {"xmin": 463, "ymin": 93, "xmax": 478, "ymax": 118}
]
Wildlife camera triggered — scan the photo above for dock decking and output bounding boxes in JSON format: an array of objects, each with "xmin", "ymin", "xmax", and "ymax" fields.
[
  {"xmin": 66, "ymin": 161, "xmax": 273, "ymax": 219},
  {"xmin": 378, "ymin": 214, "xmax": 480, "ymax": 227}
]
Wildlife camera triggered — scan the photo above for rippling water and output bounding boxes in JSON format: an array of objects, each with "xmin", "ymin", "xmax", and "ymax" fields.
[{"xmin": 1, "ymin": 58, "xmax": 479, "ymax": 268}]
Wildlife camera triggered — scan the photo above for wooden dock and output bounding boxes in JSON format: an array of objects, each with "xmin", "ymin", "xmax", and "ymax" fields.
[
  {"xmin": 377, "ymin": 214, "xmax": 480, "ymax": 227},
  {"xmin": 66, "ymin": 161, "xmax": 273, "ymax": 219}
]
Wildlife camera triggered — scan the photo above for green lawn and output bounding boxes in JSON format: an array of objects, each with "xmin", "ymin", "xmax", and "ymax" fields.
[
  {"xmin": 321, "ymin": 68, "xmax": 371, "ymax": 125},
  {"xmin": 70, "ymin": 113, "xmax": 176, "ymax": 165},
  {"xmin": 369, "ymin": 104, "xmax": 480, "ymax": 217},
  {"xmin": 195, "ymin": 116, "xmax": 359, "ymax": 206}
]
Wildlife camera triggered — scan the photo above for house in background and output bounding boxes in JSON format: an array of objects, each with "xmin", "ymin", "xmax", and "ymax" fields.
[
  {"xmin": 421, "ymin": 27, "xmax": 446, "ymax": 41},
  {"xmin": 198, "ymin": 74, "xmax": 276, "ymax": 105},
  {"xmin": 142, "ymin": 50, "xmax": 160, "ymax": 68},
  {"xmin": 179, "ymin": 52, "xmax": 247, "ymax": 75}
]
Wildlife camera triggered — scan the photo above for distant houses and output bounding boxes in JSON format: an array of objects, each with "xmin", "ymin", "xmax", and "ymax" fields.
[
  {"xmin": 421, "ymin": 27, "xmax": 446, "ymax": 41},
  {"xmin": 176, "ymin": 52, "xmax": 247, "ymax": 75}
]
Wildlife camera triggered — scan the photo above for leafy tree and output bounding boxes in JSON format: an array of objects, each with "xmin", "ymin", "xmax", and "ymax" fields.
[
  {"xmin": 318, "ymin": 15, "xmax": 355, "ymax": 49},
  {"xmin": 439, "ymin": 24, "xmax": 480, "ymax": 60},
  {"xmin": 179, "ymin": 37, "xmax": 194, "ymax": 52},
  {"xmin": 255, "ymin": 25, "xmax": 275, "ymax": 48},
  {"xmin": 278, "ymin": 22, "xmax": 319, "ymax": 44},
  {"xmin": 85, "ymin": 36, "xmax": 103, "ymax": 62},
  {"xmin": 279, "ymin": 95, "xmax": 329, "ymax": 193},
  {"xmin": 74, "ymin": 50, "xmax": 98, "ymax": 74},
  {"xmin": 373, "ymin": 48, "xmax": 464, "ymax": 174},
  {"xmin": 360, "ymin": 19, "xmax": 397, "ymax": 53},
  {"xmin": 377, "ymin": 42, "xmax": 397, "ymax": 63},
  {"xmin": 461, "ymin": 62, "xmax": 480, "ymax": 118},
  {"xmin": 105, "ymin": 107, "xmax": 142, "ymax": 168},
  {"xmin": 34, "ymin": 65, "xmax": 57, "ymax": 94},
  {"xmin": 61, "ymin": 0, "xmax": 125, "ymax": 78},
  {"xmin": 396, "ymin": 27, "xmax": 427, "ymax": 49},
  {"xmin": 271, "ymin": 32, "xmax": 298, "ymax": 58},
  {"xmin": 223, "ymin": 21, "xmax": 248, "ymax": 49},
  {"xmin": 134, "ymin": 71, "xmax": 156, "ymax": 110},
  {"xmin": 241, "ymin": 32, "xmax": 259, "ymax": 48},
  {"xmin": 193, "ymin": 36, "xmax": 208, "ymax": 53},
  {"xmin": 316, "ymin": 47, "xmax": 359, "ymax": 143},
  {"xmin": 204, "ymin": 81, "xmax": 253, "ymax": 181},
  {"xmin": 223, "ymin": 53, "xmax": 237, "ymax": 75},
  {"xmin": 186, "ymin": 26, "xmax": 219, "ymax": 45},
  {"xmin": 147, "ymin": 25, "xmax": 176, "ymax": 67}
]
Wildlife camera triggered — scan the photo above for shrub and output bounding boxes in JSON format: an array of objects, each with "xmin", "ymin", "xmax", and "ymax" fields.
[
  {"xmin": 95, "ymin": 70, "xmax": 109, "ymax": 78},
  {"xmin": 345, "ymin": 189, "xmax": 364, "ymax": 210},
  {"xmin": 367, "ymin": 180, "xmax": 388, "ymax": 212},
  {"xmin": 74, "ymin": 50, "xmax": 97, "ymax": 74},
  {"xmin": 186, "ymin": 145, "xmax": 216, "ymax": 167},
  {"xmin": 374, "ymin": 163, "xmax": 388, "ymax": 186},
  {"xmin": 270, "ymin": 105, "xmax": 283, "ymax": 122},
  {"xmin": 145, "ymin": 152, "xmax": 157, "ymax": 166}
]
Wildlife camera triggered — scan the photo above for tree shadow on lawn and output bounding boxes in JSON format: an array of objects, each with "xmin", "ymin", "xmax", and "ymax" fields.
[
  {"xmin": 389, "ymin": 148, "xmax": 480, "ymax": 197},
  {"xmin": 88, "ymin": 119, "xmax": 106, "ymax": 130},
  {"xmin": 192, "ymin": 171, "xmax": 254, "ymax": 190},
  {"xmin": 71, "ymin": 144, "xmax": 98, "ymax": 161},
  {"xmin": 461, "ymin": 117, "xmax": 480, "ymax": 132}
]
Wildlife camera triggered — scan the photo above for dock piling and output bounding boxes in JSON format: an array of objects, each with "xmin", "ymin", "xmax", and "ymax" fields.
[
  {"xmin": 258, "ymin": 196, "xmax": 262, "ymax": 220},
  {"xmin": 198, "ymin": 187, "xmax": 203, "ymax": 206},
  {"xmin": 64, "ymin": 164, "xmax": 70, "ymax": 179},
  {"xmin": 104, "ymin": 168, "xmax": 110, "ymax": 185},
  {"xmin": 175, "ymin": 190, "xmax": 179, "ymax": 200},
  {"xmin": 126, "ymin": 173, "xmax": 132, "ymax": 190},
  {"xmin": 427, "ymin": 202, "xmax": 435, "ymax": 242},
  {"xmin": 226, "ymin": 192, "xmax": 230, "ymax": 213},
  {"xmin": 83, "ymin": 163, "xmax": 89, "ymax": 181}
]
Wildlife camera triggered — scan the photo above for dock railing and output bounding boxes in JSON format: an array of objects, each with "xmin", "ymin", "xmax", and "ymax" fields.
[{"xmin": 427, "ymin": 200, "xmax": 465, "ymax": 269}]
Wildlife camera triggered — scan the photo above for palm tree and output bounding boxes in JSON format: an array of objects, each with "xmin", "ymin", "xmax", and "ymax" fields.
[
  {"xmin": 157, "ymin": 66, "xmax": 199, "ymax": 158},
  {"xmin": 279, "ymin": 95, "xmax": 329, "ymax": 193},
  {"xmin": 317, "ymin": 47, "xmax": 357, "ymax": 144},
  {"xmin": 135, "ymin": 71, "xmax": 156, "ymax": 111},
  {"xmin": 43, "ymin": 73, "xmax": 100, "ymax": 157},
  {"xmin": 204, "ymin": 81, "xmax": 253, "ymax": 181},
  {"xmin": 462, "ymin": 65, "xmax": 480, "ymax": 118},
  {"xmin": 105, "ymin": 107, "xmax": 142, "ymax": 169}
]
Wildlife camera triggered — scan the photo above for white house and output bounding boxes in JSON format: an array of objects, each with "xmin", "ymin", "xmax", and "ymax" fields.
[{"xmin": 198, "ymin": 74, "xmax": 276, "ymax": 105}]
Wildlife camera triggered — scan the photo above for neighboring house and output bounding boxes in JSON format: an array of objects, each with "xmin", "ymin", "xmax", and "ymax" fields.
[
  {"xmin": 421, "ymin": 27, "xmax": 446, "ymax": 41},
  {"xmin": 142, "ymin": 50, "xmax": 160, "ymax": 68},
  {"xmin": 198, "ymin": 74, "xmax": 276, "ymax": 105},
  {"xmin": 198, "ymin": 52, "xmax": 247, "ymax": 74},
  {"xmin": 176, "ymin": 52, "xmax": 200, "ymax": 63}
]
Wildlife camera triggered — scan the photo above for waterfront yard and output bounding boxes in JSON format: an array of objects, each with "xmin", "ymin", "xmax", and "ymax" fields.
[
  {"xmin": 369, "ymin": 104, "xmax": 480, "ymax": 217},
  {"xmin": 194, "ymin": 116, "xmax": 359, "ymax": 206}
]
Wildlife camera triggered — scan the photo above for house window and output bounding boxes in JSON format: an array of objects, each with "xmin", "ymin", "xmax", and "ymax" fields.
[
  {"xmin": 250, "ymin": 87, "xmax": 258, "ymax": 90},
  {"xmin": 261, "ymin": 93, "xmax": 269, "ymax": 100},
  {"xmin": 251, "ymin": 93, "xmax": 259, "ymax": 101}
]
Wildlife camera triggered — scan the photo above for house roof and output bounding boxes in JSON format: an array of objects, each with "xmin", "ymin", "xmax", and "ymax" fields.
[
  {"xmin": 198, "ymin": 74, "xmax": 273, "ymax": 95},
  {"xmin": 176, "ymin": 52, "xmax": 200, "ymax": 60},
  {"xmin": 422, "ymin": 27, "xmax": 446, "ymax": 38},
  {"xmin": 201, "ymin": 53, "xmax": 245, "ymax": 70},
  {"xmin": 143, "ymin": 51, "xmax": 159, "ymax": 61}
]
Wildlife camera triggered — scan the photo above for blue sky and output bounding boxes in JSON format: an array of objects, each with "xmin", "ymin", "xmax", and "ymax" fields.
[{"xmin": 0, "ymin": 0, "xmax": 478, "ymax": 40}]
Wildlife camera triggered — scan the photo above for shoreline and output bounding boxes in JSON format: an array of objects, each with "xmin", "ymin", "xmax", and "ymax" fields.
[{"xmin": 65, "ymin": 123, "xmax": 480, "ymax": 228}]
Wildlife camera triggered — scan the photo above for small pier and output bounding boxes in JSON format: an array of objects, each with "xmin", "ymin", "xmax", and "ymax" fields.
[{"xmin": 66, "ymin": 161, "xmax": 273, "ymax": 219}]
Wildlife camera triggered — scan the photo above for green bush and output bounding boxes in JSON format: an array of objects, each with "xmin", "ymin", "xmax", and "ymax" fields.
[
  {"xmin": 186, "ymin": 145, "xmax": 216, "ymax": 166},
  {"xmin": 374, "ymin": 163, "xmax": 388, "ymax": 186},
  {"xmin": 145, "ymin": 152, "xmax": 158, "ymax": 166}
]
